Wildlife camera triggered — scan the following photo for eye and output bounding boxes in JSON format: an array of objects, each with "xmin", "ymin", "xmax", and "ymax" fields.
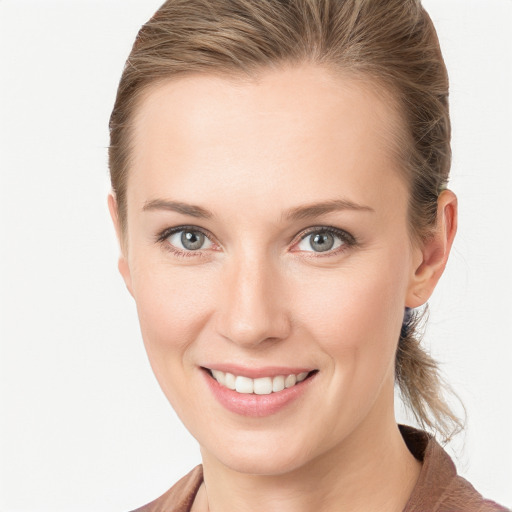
[
  {"xmin": 161, "ymin": 227, "xmax": 213, "ymax": 252},
  {"xmin": 295, "ymin": 228, "xmax": 354, "ymax": 254}
]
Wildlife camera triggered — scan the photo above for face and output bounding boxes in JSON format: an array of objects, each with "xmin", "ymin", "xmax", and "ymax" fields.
[{"xmin": 113, "ymin": 64, "xmax": 435, "ymax": 476}]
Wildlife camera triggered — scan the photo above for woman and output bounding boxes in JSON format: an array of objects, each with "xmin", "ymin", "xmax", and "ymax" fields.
[{"xmin": 107, "ymin": 0, "xmax": 508, "ymax": 510}]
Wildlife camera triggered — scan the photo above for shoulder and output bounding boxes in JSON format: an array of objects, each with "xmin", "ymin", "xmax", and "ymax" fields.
[
  {"xmin": 400, "ymin": 425, "xmax": 509, "ymax": 512},
  {"xmin": 129, "ymin": 465, "xmax": 203, "ymax": 512}
]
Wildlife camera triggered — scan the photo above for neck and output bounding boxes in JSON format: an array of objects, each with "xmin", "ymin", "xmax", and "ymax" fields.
[{"xmin": 195, "ymin": 406, "xmax": 421, "ymax": 512}]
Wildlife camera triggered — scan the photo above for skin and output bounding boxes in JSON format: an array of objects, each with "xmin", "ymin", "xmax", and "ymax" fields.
[{"xmin": 109, "ymin": 64, "xmax": 457, "ymax": 512}]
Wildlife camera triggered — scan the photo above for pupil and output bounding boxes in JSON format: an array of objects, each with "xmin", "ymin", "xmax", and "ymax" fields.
[
  {"xmin": 181, "ymin": 231, "xmax": 204, "ymax": 250},
  {"xmin": 311, "ymin": 232, "xmax": 334, "ymax": 252}
]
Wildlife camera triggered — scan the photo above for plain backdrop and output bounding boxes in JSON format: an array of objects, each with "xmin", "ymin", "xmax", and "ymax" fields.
[{"xmin": 0, "ymin": 0, "xmax": 511, "ymax": 510}]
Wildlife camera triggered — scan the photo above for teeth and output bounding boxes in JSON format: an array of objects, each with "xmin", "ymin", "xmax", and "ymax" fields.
[
  {"xmin": 225, "ymin": 372, "xmax": 236, "ymax": 390},
  {"xmin": 211, "ymin": 369, "xmax": 226, "ymax": 386},
  {"xmin": 254, "ymin": 377, "xmax": 273, "ymax": 395},
  {"xmin": 209, "ymin": 369, "xmax": 312, "ymax": 394},
  {"xmin": 285, "ymin": 374, "xmax": 297, "ymax": 388},
  {"xmin": 297, "ymin": 372, "xmax": 308, "ymax": 382},
  {"xmin": 272, "ymin": 375, "xmax": 285, "ymax": 393},
  {"xmin": 235, "ymin": 376, "xmax": 253, "ymax": 394}
]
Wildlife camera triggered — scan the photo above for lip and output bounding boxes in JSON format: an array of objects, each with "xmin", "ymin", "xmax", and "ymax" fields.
[{"xmin": 201, "ymin": 366, "xmax": 318, "ymax": 418}]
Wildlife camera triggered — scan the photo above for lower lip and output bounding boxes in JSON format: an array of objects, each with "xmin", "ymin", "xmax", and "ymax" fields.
[{"xmin": 202, "ymin": 370, "xmax": 316, "ymax": 417}]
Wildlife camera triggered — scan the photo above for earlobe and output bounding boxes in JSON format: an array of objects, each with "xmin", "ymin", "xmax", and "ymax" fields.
[
  {"xmin": 406, "ymin": 190, "xmax": 458, "ymax": 308},
  {"xmin": 107, "ymin": 193, "xmax": 134, "ymax": 297}
]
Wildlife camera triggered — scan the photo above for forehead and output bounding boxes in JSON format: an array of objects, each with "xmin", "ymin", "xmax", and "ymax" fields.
[{"xmin": 128, "ymin": 64, "xmax": 406, "ymax": 217}]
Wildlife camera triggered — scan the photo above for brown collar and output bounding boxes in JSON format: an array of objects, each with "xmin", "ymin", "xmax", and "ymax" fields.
[{"xmin": 400, "ymin": 425, "xmax": 506, "ymax": 511}]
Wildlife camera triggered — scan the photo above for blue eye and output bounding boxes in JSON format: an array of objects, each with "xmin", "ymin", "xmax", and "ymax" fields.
[
  {"xmin": 166, "ymin": 229, "xmax": 213, "ymax": 251},
  {"xmin": 296, "ymin": 228, "xmax": 352, "ymax": 253}
]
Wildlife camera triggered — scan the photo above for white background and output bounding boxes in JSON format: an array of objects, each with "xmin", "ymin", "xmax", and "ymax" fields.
[{"xmin": 0, "ymin": 0, "xmax": 510, "ymax": 510}]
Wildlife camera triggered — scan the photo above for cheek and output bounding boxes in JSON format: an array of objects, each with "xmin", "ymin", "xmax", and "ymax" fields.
[
  {"xmin": 130, "ymin": 260, "xmax": 223, "ymax": 424},
  {"xmin": 130, "ymin": 257, "xmax": 217, "ymax": 370},
  {"xmin": 286, "ymin": 251, "xmax": 409, "ymax": 439},
  {"xmin": 292, "ymin": 246, "xmax": 409, "ymax": 388},
  {"xmin": 296, "ymin": 259, "xmax": 405, "ymax": 340}
]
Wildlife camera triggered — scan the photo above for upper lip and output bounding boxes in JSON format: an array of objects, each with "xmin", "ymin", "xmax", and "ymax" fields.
[{"xmin": 201, "ymin": 364, "xmax": 316, "ymax": 379}]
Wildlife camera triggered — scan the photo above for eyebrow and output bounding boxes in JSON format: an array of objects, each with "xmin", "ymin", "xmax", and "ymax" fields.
[
  {"xmin": 142, "ymin": 197, "xmax": 374, "ymax": 220},
  {"xmin": 282, "ymin": 199, "xmax": 375, "ymax": 221},
  {"xmin": 142, "ymin": 199, "xmax": 213, "ymax": 218}
]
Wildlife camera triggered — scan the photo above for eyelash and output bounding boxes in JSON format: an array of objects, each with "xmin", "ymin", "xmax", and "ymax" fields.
[
  {"xmin": 156, "ymin": 225, "xmax": 215, "ymax": 259},
  {"xmin": 293, "ymin": 226, "xmax": 357, "ymax": 257},
  {"xmin": 156, "ymin": 225, "xmax": 357, "ymax": 259}
]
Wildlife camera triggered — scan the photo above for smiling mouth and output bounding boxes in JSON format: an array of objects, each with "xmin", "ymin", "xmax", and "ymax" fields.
[{"xmin": 204, "ymin": 368, "xmax": 318, "ymax": 395}]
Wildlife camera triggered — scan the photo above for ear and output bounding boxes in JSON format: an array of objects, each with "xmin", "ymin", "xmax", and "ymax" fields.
[
  {"xmin": 108, "ymin": 193, "xmax": 134, "ymax": 297},
  {"xmin": 406, "ymin": 190, "xmax": 458, "ymax": 308}
]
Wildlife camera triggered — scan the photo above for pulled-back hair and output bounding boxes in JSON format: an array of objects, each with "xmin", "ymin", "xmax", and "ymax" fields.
[{"xmin": 109, "ymin": 0, "xmax": 463, "ymax": 441}]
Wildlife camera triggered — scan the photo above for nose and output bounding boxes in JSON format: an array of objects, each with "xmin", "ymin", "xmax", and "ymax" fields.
[{"xmin": 215, "ymin": 254, "xmax": 291, "ymax": 348}]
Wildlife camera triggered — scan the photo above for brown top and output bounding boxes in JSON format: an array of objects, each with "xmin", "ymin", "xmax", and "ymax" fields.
[
  {"xmin": 398, "ymin": 426, "xmax": 508, "ymax": 512},
  {"xmin": 130, "ymin": 426, "xmax": 509, "ymax": 512}
]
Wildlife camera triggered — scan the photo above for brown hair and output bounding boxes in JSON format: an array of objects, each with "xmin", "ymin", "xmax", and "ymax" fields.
[{"xmin": 109, "ymin": 0, "xmax": 463, "ymax": 441}]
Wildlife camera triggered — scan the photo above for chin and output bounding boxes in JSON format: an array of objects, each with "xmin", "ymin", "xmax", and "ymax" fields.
[
  {"xmin": 220, "ymin": 452, "xmax": 308, "ymax": 477},
  {"xmin": 202, "ymin": 430, "xmax": 318, "ymax": 476}
]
